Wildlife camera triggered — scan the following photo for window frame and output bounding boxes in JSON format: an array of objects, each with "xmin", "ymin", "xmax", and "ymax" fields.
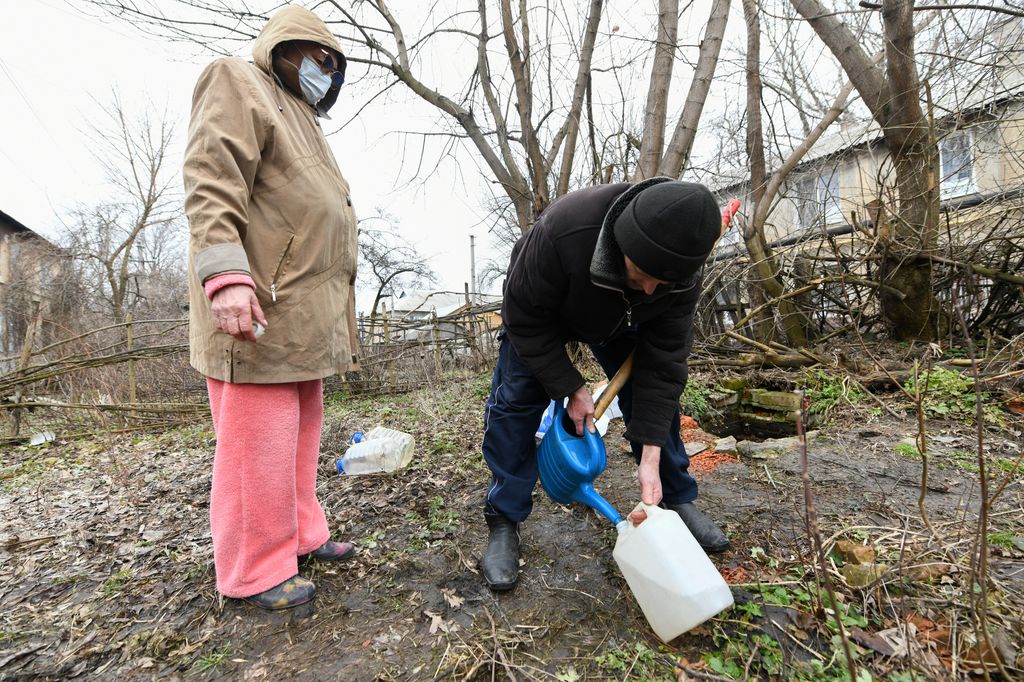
[{"xmin": 939, "ymin": 129, "xmax": 976, "ymax": 200}]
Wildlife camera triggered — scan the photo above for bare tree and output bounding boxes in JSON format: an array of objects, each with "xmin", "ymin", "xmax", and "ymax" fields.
[
  {"xmin": 738, "ymin": 0, "xmax": 874, "ymax": 345},
  {"xmin": 790, "ymin": 0, "xmax": 944, "ymax": 340},
  {"xmin": 59, "ymin": 95, "xmax": 184, "ymax": 323},
  {"xmin": 358, "ymin": 211, "xmax": 437, "ymax": 320},
  {"xmin": 76, "ymin": 1, "xmax": 732, "ymax": 238}
]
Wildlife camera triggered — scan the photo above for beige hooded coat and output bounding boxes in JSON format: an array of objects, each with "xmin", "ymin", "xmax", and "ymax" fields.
[{"xmin": 184, "ymin": 6, "xmax": 359, "ymax": 383}]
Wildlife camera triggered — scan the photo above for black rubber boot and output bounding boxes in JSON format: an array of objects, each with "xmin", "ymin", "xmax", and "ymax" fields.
[
  {"xmin": 664, "ymin": 502, "xmax": 730, "ymax": 553},
  {"xmin": 480, "ymin": 514, "xmax": 520, "ymax": 591}
]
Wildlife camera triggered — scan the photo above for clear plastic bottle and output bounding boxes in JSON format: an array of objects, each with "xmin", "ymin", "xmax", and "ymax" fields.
[
  {"xmin": 365, "ymin": 426, "xmax": 415, "ymax": 469},
  {"xmin": 335, "ymin": 426, "xmax": 415, "ymax": 475}
]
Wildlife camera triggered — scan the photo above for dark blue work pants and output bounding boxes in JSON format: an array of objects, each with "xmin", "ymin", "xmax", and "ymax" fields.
[{"xmin": 482, "ymin": 333, "xmax": 698, "ymax": 522}]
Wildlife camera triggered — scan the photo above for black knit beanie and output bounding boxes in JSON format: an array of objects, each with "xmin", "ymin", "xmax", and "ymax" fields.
[{"xmin": 612, "ymin": 181, "xmax": 720, "ymax": 282}]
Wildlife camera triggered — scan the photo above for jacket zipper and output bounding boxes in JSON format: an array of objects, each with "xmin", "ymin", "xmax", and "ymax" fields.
[
  {"xmin": 270, "ymin": 235, "xmax": 295, "ymax": 302},
  {"xmin": 594, "ymin": 274, "xmax": 701, "ymax": 343}
]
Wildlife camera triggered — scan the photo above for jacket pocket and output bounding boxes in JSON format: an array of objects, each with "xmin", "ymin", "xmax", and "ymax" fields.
[{"xmin": 269, "ymin": 234, "xmax": 295, "ymax": 303}]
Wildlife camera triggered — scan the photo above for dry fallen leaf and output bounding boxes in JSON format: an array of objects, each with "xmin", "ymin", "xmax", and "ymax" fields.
[{"xmin": 441, "ymin": 588, "xmax": 464, "ymax": 609}]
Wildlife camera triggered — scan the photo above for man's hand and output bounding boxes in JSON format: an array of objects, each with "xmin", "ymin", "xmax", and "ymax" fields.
[
  {"xmin": 566, "ymin": 386, "xmax": 596, "ymax": 436},
  {"xmin": 626, "ymin": 445, "xmax": 664, "ymax": 526},
  {"xmin": 638, "ymin": 442, "xmax": 663, "ymax": 498},
  {"xmin": 210, "ymin": 284, "xmax": 268, "ymax": 342}
]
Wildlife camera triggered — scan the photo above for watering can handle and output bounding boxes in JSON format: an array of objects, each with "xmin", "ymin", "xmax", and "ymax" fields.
[{"xmin": 594, "ymin": 352, "xmax": 633, "ymax": 421}]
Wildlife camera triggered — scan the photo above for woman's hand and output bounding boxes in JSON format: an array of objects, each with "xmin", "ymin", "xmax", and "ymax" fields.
[{"xmin": 210, "ymin": 284, "xmax": 268, "ymax": 341}]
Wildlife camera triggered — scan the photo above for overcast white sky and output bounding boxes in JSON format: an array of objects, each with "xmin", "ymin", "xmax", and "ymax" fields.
[{"xmin": 0, "ymin": 0, "xmax": 498, "ymax": 314}]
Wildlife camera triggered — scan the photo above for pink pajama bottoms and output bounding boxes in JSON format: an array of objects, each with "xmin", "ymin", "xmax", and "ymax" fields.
[{"xmin": 206, "ymin": 377, "xmax": 330, "ymax": 597}]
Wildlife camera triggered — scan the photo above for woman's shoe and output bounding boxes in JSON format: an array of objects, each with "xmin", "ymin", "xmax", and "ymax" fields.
[
  {"xmin": 242, "ymin": 576, "xmax": 316, "ymax": 610},
  {"xmin": 306, "ymin": 540, "xmax": 355, "ymax": 561}
]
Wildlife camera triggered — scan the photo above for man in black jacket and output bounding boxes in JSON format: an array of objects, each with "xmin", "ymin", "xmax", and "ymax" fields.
[{"xmin": 479, "ymin": 177, "xmax": 730, "ymax": 591}]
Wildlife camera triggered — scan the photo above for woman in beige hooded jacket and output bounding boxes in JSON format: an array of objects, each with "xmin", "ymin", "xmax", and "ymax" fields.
[{"xmin": 184, "ymin": 5, "xmax": 359, "ymax": 610}]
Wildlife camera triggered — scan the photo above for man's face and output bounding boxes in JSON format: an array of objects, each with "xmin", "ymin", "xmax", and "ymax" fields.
[{"xmin": 623, "ymin": 256, "xmax": 670, "ymax": 295}]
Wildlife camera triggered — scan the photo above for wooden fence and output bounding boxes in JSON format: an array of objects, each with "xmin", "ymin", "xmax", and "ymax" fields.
[{"xmin": 0, "ymin": 302, "xmax": 503, "ymax": 444}]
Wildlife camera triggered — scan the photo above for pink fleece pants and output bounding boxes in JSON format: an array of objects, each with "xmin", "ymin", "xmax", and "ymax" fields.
[{"xmin": 207, "ymin": 378, "xmax": 330, "ymax": 598}]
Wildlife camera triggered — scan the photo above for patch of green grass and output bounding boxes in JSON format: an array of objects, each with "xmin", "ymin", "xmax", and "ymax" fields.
[
  {"xmin": 595, "ymin": 641, "xmax": 671, "ymax": 680},
  {"xmin": 360, "ymin": 529, "xmax": 386, "ymax": 550},
  {"xmin": 939, "ymin": 450, "xmax": 1022, "ymax": 478},
  {"xmin": 427, "ymin": 495, "xmax": 459, "ymax": 532},
  {"xmin": 1, "ymin": 455, "xmax": 71, "ymax": 490},
  {"xmin": 707, "ymin": 620, "xmax": 868, "ymax": 681},
  {"xmin": 680, "ymin": 378, "xmax": 714, "ymax": 421},
  {"xmin": 903, "ymin": 366, "xmax": 1002, "ymax": 424},
  {"xmin": 426, "ymin": 430, "xmax": 461, "ymax": 457},
  {"xmin": 895, "ymin": 442, "xmax": 920, "ymax": 459},
  {"xmin": 53, "ymin": 573, "xmax": 89, "ymax": 586},
  {"xmin": 193, "ymin": 647, "xmax": 232, "ymax": 672},
  {"xmin": 706, "ymin": 632, "xmax": 785, "ymax": 678},
  {"xmin": 988, "ymin": 531, "xmax": 1017, "ymax": 551},
  {"xmin": 994, "ymin": 456, "xmax": 1024, "ymax": 478},
  {"xmin": 801, "ymin": 370, "xmax": 866, "ymax": 417},
  {"xmin": 101, "ymin": 568, "xmax": 132, "ymax": 594},
  {"xmin": 471, "ymin": 372, "xmax": 493, "ymax": 401},
  {"xmin": 948, "ymin": 449, "xmax": 979, "ymax": 473}
]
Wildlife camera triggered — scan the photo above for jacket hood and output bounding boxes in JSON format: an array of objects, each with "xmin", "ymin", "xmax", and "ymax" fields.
[{"xmin": 252, "ymin": 6, "xmax": 343, "ymax": 74}]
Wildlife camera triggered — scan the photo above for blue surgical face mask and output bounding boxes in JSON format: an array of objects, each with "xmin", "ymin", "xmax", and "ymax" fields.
[{"xmin": 297, "ymin": 56, "xmax": 332, "ymax": 106}]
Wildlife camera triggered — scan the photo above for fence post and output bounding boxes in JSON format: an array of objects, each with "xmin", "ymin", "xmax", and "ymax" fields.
[
  {"xmin": 464, "ymin": 283, "xmax": 480, "ymax": 363},
  {"xmin": 382, "ymin": 312, "xmax": 395, "ymax": 389},
  {"xmin": 431, "ymin": 310, "xmax": 442, "ymax": 376},
  {"xmin": 10, "ymin": 300, "xmax": 42, "ymax": 437},
  {"xmin": 127, "ymin": 313, "xmax": 137, "ymax": 420}
]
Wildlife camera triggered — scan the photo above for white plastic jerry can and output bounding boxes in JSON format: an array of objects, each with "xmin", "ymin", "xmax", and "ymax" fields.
[{"xmin": 613, "ymin": 504, "xmax": 734, "ymax": 642}]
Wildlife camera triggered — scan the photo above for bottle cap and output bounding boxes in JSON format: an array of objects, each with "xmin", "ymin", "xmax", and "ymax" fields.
[
  {"xmin": 348, "ymin": 431, "xmax": 364, "ymax": 444},
  {"xmin": 336, "ymin": 458, "xmax": 346, "ymax": 474}
]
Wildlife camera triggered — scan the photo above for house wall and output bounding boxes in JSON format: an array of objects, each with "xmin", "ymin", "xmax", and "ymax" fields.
[
  {"xmin": 722, "ymin": 100, "xmax": 1024, "ymax": 247},
  {"xmin": 997, "ymin": 101, "xmax": 1024, "ymax": 188}
]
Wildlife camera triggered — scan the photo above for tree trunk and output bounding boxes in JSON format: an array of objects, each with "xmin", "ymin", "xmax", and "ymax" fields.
[
  {"xmin": 877, "ymin": 0, "xmax": 943, "ymax": 339},
  {"xmin": 742, "ymin": 0, "xmax": 807, "ymax": 346},
  {"xmin": 635, "ymin": 0, "xmax": 679, "ymax": 180},
  {"xmin": 657, "ymin": 0, "xmax": 731, "ymax": 177},
  {"xmin": 790, "ymin": 0, "xmax": 943, "ymax": 340}
]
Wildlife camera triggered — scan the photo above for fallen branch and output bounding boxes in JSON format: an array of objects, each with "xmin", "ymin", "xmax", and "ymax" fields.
[{"xmin": 690, "ymin": 352, "xmax": 816, "ymax": 368}]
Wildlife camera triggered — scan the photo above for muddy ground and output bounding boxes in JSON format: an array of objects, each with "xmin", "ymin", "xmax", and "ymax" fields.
[{"xmin": 1, "ymin": 369, "xmax": 1023, "ymax": 680}]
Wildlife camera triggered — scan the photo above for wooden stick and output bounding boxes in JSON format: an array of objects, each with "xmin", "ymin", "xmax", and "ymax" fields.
[{"xmin": 594, "ymin": 352, "xmax": 633, "ymax": 420}]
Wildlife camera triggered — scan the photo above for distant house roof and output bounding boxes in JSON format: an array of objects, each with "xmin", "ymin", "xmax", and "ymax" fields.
[
  {"xmin": 703, "ymin": 15, "xmax": 1024, "ymax": 195},
  {"xmin": 384, "ymin": 290, "xmax": 502, "ymax": 319},
  {"xmin": 0, "ymin": 209, "xmax": 35, "ymax": 236}
]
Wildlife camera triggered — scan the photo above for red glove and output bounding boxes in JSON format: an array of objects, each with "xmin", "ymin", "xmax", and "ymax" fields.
[{"xmin": 721, "ymin": 199, "xmax": 741, "ymax": 233}]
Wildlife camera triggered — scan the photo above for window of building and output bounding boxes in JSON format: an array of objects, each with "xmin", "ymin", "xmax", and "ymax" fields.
[
  {"xmin": 795, "ymin": 169, "xmax": 842, "ymax": 230},
  {"xmin": 939, "ymin": 129, "xmax": 975, "ymax": 199},
  {"xmin": 819, "ymin": 171, "xmax": 842, "ymax": 224}
]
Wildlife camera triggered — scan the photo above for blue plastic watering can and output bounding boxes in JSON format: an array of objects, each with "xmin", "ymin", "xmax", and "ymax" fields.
[{"xmin": 537, "ymin": 401, "xmax": 624, "ymax": 525}]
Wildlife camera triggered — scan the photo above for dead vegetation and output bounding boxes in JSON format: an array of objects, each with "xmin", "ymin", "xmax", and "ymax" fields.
[{"xmin": 1, "ymin": 344, "xmax": 1023, "ymax": 680}]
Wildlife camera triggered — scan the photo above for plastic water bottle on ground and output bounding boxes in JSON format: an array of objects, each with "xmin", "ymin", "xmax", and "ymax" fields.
[
  {"xmin": 336, "ymin": 426, "xmax": 415, "ymax": 475},
  {"xmin": 364, "ymin": 426, "xmax": 415, "ymax": 469}
]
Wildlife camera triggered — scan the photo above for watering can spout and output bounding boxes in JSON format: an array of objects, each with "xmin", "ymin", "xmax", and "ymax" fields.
[{"xmin": 576, "ymin": 483, "xmax": 623, "ymax": 525}]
